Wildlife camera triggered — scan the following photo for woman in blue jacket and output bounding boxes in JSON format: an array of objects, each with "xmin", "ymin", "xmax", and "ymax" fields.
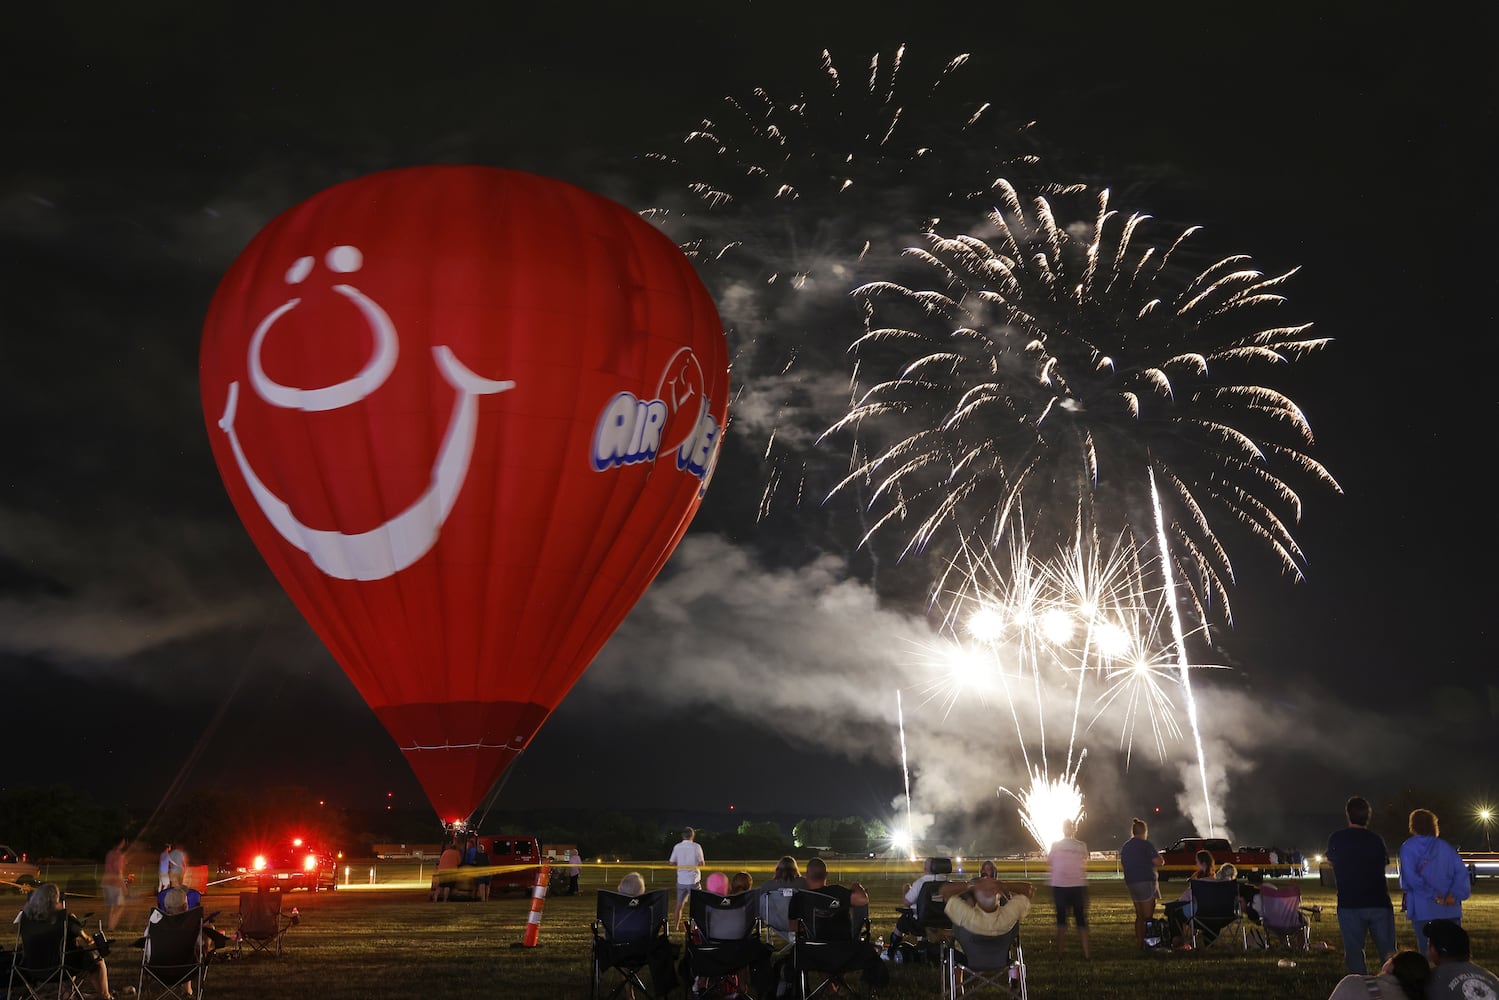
[{"xmin": 1398, "ymin": 808, "xmax": 1470, "ymax": 955}]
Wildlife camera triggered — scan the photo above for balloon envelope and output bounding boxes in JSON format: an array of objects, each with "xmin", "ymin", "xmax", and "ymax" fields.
[{"xmin": 200, "ymin": 167, "xmax": 728, "ymax": 822}]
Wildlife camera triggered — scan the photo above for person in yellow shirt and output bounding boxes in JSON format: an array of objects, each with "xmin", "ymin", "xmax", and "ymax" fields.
[{"xmin": 938, "ymin": 877, "xmax": 1035, "ymax": 937}]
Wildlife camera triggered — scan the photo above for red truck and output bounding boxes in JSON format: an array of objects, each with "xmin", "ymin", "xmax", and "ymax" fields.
[{"xmin": 1157, "ymin": 837, "xmax": 1293, "ymax": 879}]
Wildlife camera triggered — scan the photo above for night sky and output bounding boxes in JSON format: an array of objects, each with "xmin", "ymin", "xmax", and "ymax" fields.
[{"xmin": 3, "ymin": 3, "xmax": 1492, "ymax": 853}]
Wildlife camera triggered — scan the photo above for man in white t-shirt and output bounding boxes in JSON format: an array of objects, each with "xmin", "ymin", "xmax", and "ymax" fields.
[{"xmin": 668, "ymin": 827, "xmax": 705, "ymax": 929}]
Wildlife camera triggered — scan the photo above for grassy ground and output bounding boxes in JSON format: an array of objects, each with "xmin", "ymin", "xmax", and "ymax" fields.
[{"xmin": 40, "ymin": 868, "xmax": 1497, "ymax": 999}]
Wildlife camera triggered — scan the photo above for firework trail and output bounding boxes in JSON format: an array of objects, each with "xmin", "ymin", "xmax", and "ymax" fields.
[
  {"xmin": 645, "ymin": 45, "xmax": 1064, "ymax": 531},
  {"xmin": 1151, "ymin": 465, "xmax": 1215, "ymax": 834},
  {"xmin": 896, "ymin": 689, "xmax": 915, "ymax": 860},
  {"xmin": 827, "ymin": 181, "xmax": 1339, "ymax": 828}
]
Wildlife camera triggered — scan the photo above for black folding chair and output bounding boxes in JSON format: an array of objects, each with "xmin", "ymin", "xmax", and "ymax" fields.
[
  {"xmin": 9, "ymin": 912, "xmax": 89, "ymax": 1000},
  {"xmin": 591, "ymin": 889, "xmax": 677, "ymax": 1000},
  {"xmin": 1187, "ymin": 878, "xmax": 1247, "ymax": 949},
  {"xmin": 683, "ymin": 889, "xmax": 773, "ymax": 999},
  {"xmin": 942, "ymin": 922, "xmax": 1026, "ymax": 999},
  {"xmin": 235, "ymin": 891, "xmax": 295, "ymax": 956},
  {"xmin": 788, "ymin": 889, "xmax": 883, "ymax": 1000},
  {"xmin": 139, "ymin": 906, "xmax": 208, "ymax": 999}
]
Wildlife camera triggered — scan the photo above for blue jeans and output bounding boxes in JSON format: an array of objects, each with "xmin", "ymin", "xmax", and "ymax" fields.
[{"xmin": 1337, "ymin": 906, "xmax": 1395, "ymax": 973}]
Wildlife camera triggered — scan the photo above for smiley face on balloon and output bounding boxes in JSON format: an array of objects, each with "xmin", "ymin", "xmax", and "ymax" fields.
[{"xmin": 216, "ymin": 244, "xmax": 515, "ymax": 582}]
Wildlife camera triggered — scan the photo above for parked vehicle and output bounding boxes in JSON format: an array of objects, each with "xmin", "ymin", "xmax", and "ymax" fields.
[
  {"xmin": 1158, "ymin": 837, "xmax": 1293, "ymax": 879},
  {"xmin": 474, "ymin": 834, "xmax": 543, "ymax": 894},
  {"xmin": 0, "ymin": 844, "xmax": 40, "ymax": 893},
  {"xmin": 230, "ymin": 837, "xmax": 339, "ymax": 891}
]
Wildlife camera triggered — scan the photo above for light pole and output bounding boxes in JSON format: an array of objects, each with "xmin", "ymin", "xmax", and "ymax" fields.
[{"xmin": 1478, "ymin": 807, "xmax": 1494, "ymax": 851}]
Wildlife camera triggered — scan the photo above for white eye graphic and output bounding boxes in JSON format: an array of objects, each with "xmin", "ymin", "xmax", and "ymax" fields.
[{"xmin": 286, "ymin": 256, "xmax": 315, "ymax": 284}]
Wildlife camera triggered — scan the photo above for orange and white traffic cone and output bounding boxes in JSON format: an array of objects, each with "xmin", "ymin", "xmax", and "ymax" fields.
[{"xmin": 520, "ymin": 859, "xmax": 552, "ymax": 948}]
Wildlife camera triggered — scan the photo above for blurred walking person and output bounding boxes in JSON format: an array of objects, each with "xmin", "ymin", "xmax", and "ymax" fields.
[
  {"xmin": 102, "ymin": 836, "xmax": 128, "ymax": 931},
  {"xmin": 1047, "ymin": 819, "xmax": 1091, "ymax": 958}
]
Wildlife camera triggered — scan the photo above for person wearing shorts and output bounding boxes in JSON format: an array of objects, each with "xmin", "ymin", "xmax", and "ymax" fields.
[
  {"xmin": 1120, "ymin": 817, "xmax": 1163, "ymax": 950},
  {"xmin": 667, "ymin": 827, "xmax": 704, "ymax": 929},
  {"xmin": 1047, "ymin": 819, "xmax": 1090, "ymax": 958},
  {"xmin": 101, "ymin": 837, "xmax": 127, "ymax": 931}
]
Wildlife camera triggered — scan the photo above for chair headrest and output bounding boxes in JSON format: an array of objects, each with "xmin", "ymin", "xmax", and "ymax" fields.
[{"xmin": 928, "ymin": 857, "xmax": 953, "ymax": 875}]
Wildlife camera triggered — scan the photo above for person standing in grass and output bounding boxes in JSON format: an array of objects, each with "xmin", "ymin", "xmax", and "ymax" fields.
[
  {"xmin": 1119, "ymin": 817, "xmax": 1163, "ymax": 950},
  {"xmin": 1047, "ymin": 819, "xmax": 1091, "ymax": 959},
  {"xmin": 102, "ymin": 836, "xmax": 128, "ymax": 932},
  {"xmin": 1327, "ymin": 794, "xmax": 1396, "ymax": 974},
  {"xmin": 668, "ymin": 827, "xmax": 704, "ymax": 930},
  {"xmin": 1398, "ymin": 808, "xmax": 1469, "ymax": 956}
]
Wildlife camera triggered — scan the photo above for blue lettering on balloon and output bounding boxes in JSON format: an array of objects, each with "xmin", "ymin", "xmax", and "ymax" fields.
[
  {"xmin": 592, "ymin": 391, "xmax": 723, "ymax": 483},
  {"xmin": 592, "ymin": 392, "xmax": 668, "ymax": 470}
]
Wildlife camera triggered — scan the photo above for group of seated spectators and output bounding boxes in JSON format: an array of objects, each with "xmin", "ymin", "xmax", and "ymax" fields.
[{"xmin": 607, "ymin": 854, "xmax": 1037, "ymax": 998}]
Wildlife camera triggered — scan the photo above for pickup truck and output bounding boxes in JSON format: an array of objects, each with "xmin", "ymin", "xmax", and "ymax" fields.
[
  {"xmin": 1157, "ymin": 837, "xmax": 1292, "ymax": 879},
  {"xmin": 0, "ymin": 844, "xmax": 40, "ymax": 892}
]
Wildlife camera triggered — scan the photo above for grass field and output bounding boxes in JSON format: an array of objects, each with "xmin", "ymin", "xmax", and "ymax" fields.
[{"xmin": 31, "ymin": 865, "xmax": 1498, "ymax": 999}]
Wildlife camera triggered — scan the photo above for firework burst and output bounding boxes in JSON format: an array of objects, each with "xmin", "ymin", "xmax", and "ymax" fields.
[
  {"xmin": 908, "ymin": 530, "xmax": 1226, "ymax": 846},
  {"xmin": 827, "ymin": 180, "xmax": 1340, "ymax": 629},
  {"xmin": 645, "ymin": 46, "xmax": 1064, "ymax": 526}
]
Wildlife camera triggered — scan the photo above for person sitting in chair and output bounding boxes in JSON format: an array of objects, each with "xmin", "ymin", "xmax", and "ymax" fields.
[
  {"xmin": 795, "ymin": 858, "xmax": 888, "ymax": 990},
  {"xmin": 939, "ymin": 877, "xmax": 1034, "ymax": 991},
  {"xmin": 158, "ymin": 885, "xmax": 230, "ymax": 956},
  {"xmin": 19, "ymin": 883, "xmax": 130, "ymax": 999},
  {"xmin": 613, "ymin": 872, "xmax": 679, "ymax": 997},
  {"xmin": 891, "ymin": 856, "xmax": 950, "ymax": 952},
  {"xmin": 1164, "ymin": 850, "xmax": 1214, "ymax": 946},
  {"xmin": 938, "ymin": 877, "xmax": 1034, "ymax": 936}
]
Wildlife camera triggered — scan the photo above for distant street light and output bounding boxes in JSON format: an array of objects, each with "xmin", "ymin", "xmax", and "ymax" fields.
[{"xmin": 1477, "ymin": 807, "xmax": 1494, "ymax": 851}]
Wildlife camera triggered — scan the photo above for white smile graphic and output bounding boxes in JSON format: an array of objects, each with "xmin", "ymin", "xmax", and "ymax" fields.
[{"xmin": 218, "ymin": 246, "xmax": 514, "ymax": 582}]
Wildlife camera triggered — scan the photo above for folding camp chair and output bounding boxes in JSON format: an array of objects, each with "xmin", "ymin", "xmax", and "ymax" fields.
[
  {"xmin": 683, "ymin": 889, "xmax": 773, "ymax": 999},
  {"xmin": 235, "ymin": 891, "xmax": 294, "ymax": 956},
  {"xmin": 899, "ymin": 878, "xmax": 954, "ymax": 965},
  {"xmin": 1256, "ymin": 883, "xmax": 1312, "ymax": 950},
  {"xmin": 591, "ymin": 889, "xmax": 677, "ymax": 1000},
  {"xmin": 1187, "ymin": 879, "xmax": 1247, "ymax": 949},
  {"xmin": 9, "ymin": 912, "xmax": 89, "ymax": 1000},
  {"xmin": 942, "ymin": 922, "xmax": 1026, "ymax": 1000},
  {"xmin": 139, "ymin": 906, "xmax": 208, "ymax": 999},
  {"xmin": 788, "ymin": 889, "xmax": 882, "ymax": 1000}
]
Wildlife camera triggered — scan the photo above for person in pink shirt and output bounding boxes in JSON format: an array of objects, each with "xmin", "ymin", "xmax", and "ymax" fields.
[{"xmin": 1047, "ymin": 819, "xmax": 1091, "ymax": 958}]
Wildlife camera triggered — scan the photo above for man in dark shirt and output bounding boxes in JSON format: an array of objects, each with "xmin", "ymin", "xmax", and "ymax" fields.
[
  {"xmin": 792, "ymin": 858, "xmax": 888, "ymax": 991},
  {"xmin": 1326, "ymin": 795, "xmax": 1395, "ymax": 973},
  {"xmin": 1425, "ymin": 919, "xmax": 1499, "ymax": 999}
]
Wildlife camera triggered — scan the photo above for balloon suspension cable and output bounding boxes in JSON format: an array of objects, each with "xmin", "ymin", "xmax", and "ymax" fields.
[
  {"xmin": 470, "ymin": 753, "xmax": 523, "ymax": 832},
  {"xmin": 137, "ymin": 629, "xmax": 262, "ymax": 845}
]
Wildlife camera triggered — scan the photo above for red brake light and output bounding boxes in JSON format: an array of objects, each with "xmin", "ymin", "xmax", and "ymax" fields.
[
  {"xmin": 253, "ymin": 855, "xmax": 268, "ymax": 872},
  {"xmin": 304, "ymin": 854, "xmax": 317, "ymax": 872}
]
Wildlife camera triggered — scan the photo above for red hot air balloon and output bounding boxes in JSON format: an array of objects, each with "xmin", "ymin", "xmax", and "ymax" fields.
[{"xmin": 200, "ymin": 167, "xmax": 728, "ymax": 824}]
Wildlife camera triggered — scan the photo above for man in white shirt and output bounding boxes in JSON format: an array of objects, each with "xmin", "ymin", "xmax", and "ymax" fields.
[{"xmin": 668, "ymin": 827, "xmax": 704, "ymax": 929}]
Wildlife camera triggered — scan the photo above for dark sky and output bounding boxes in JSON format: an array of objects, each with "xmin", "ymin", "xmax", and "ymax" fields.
[{"xmin": 2, "ymin": 3, "xmax": 1493, "ymax": 852}]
